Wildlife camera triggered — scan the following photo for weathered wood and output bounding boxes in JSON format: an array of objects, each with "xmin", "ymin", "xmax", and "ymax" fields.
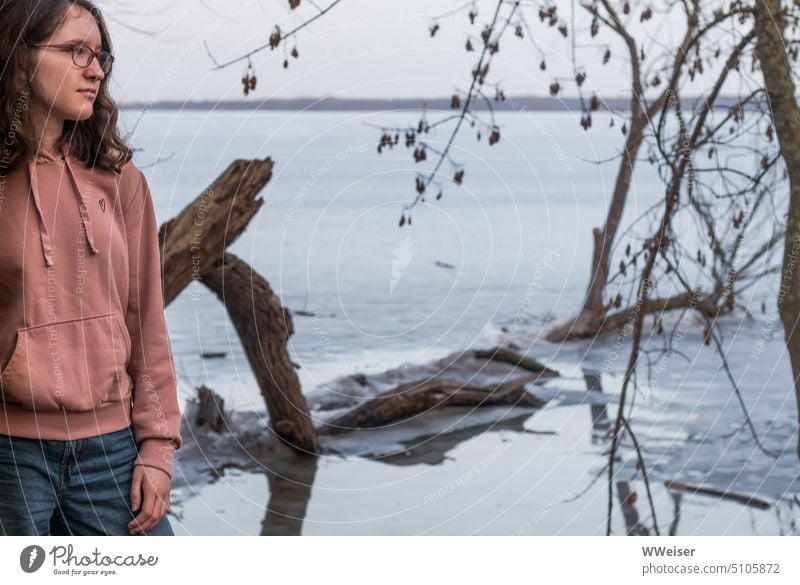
[
  {"xmin": 664, "ymin": 480, "xmax": 771, "ymax": 510},
  {"xmin": 202, "ymin": 252, "xmax": 318, "ymax": 453},
  {"xmin": 156, "ymin": 156, "xmax": 317, "ymax": 454},
  {"xmin": 474, "ymin": 346, "xmax": 560, "ymax": 377},
  {"xmin": 320, "ymin": 372, "xmax": 547, "ymax": 434},
  {"xmin": 194, "ymin": 385, "xmax": 229, "ymax": 433},
  {"xmin": 754, "ymin": 0, "xmax": 800, "ymax": 459},
  {"xmin": 160, "ymin": 157, "xmax": 273, "ymax": 305}
]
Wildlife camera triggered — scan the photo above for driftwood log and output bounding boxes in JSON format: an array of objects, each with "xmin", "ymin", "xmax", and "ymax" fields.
[
  {"xmin": 320, "ymin": 369, "xmax": 550, "ymax": 434},
  {"xmin": 474, "ymin": 346, "xmax": 559, "ymax": 377},
  {"xmin": 203, "ymin": 252, "xmax": 318, "ymax": 452},
  {"xmin": 159, "ymin": 158, "xmax": 273, "ymax": 305},
  {"xmin": 155, "ymin": 155, "xmax": 558, "ymax": 452},
  {"xmin": 194, "ymin": 384, "xmax": 229, "ymax": 433},
  {"xmin": 664, "ymin": 480, "xmax": 771, "ymax": 510},
  {"xmin": 157, "ymin": 156, "xmax": 318, "ymax": 453}
]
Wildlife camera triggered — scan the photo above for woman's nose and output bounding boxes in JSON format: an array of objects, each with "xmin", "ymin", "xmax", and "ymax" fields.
[{"xmin": 84, "ymin": 56, "xmax": 105, "ymax": 81}]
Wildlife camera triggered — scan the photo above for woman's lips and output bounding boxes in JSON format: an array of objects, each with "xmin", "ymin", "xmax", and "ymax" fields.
[{"xmin": 78, "ymin": 89, "xmax": 97, "ymax": 99}]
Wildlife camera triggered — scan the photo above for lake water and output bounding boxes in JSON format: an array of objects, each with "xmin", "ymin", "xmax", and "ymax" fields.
[{"xmin": 124, "ymin": 109, "xmax": 800, "ymax": 535}]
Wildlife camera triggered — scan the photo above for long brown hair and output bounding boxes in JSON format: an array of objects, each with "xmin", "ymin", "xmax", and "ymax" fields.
[{"xmin": 0, "ymin": 0, "xmax": 132, "ymax": 174}]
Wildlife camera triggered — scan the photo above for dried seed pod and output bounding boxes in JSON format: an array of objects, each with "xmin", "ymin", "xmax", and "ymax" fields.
[
  {"xmin": 269, "ymin": 26, "xmax": 281, "ymax": 49},
  {"xmin": 481, "ymin": 25, "xmax": 492, "ymax": 44}
]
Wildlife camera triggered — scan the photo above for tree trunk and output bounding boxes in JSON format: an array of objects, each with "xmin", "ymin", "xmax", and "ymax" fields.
[
  {"xmin": 320, "ymin": 372, "xmax": 547, "ymax": 434},
  {"xmin": 159, "ymin": 158, "xmax": 273, "ymax": 305},
  {"xmin": 545, "ymin": 122, "xmax": 647, "ymax": 342},
  {"xmin": 202, "ymin": 252, "xmax": 319, "ymax": 453},
  {"xmin": 754, "ymin": 0, "xmax": 800, "ymax": 458},
  {"xmin": 546, "ymin": 0, "xmax": 703, "ymax": 343},
  {"xmin": 158, "ymin": 156, "xmax": 318, "ymax": 453}
]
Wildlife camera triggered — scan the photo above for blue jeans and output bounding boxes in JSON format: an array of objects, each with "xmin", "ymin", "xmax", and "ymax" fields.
[{"xmin": 0, "ymin": 425, "xmax": 174, "ymax": 536}]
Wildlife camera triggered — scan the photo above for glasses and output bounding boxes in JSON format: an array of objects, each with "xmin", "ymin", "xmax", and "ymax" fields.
[{"xmin": 28, "ymin": 43, "xmax": 114, "ymax": 75}]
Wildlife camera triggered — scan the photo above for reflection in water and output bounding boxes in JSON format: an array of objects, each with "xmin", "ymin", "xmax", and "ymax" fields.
[
  {"xmin": 176, "ymin": 372, "xmax": 800, "ymax": 535},
  {"xmin": 669, "ymin": 491, "xmax": 682, "ymax": 536},
  {"xmin": 580, "ymin": 368, "xmax": 800, "ymax": 536},
  {"xmin": 583, "ymin": 369, "xmax": 612, "ymax": 443},
  {"xmin": 362, "ymin": 410, "xmax": 544, "ymax": 467},
  {"xmin": 262, "ymin": 448, "xmax": 319, "ymax": 536},
  {"xmin": 583, "ymin": 368, "xmax": 652, "ymax": 535},
  {"xmin": 617, "ymin": 481, "xmax": 649, "ymax": 536},
  {"xmin": 258, "ymin": 410, "xmax": 540, "ymax": 534}
]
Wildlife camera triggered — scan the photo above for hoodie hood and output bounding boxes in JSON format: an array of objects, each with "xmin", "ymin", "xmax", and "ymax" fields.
[{"xmin": 27, "ymin": 141, "xmax": 99, "ymax": 267}]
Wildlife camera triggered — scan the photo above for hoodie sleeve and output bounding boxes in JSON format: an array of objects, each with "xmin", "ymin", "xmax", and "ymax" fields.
[{"xmin": 122, "ymin": 168, "xmax": 182, "ymax": 480}]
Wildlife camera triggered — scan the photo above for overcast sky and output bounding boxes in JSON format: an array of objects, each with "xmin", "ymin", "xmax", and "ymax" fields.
[{"xmin": 100, "ymin": 0, "xmax": 685, "ymax": 104}]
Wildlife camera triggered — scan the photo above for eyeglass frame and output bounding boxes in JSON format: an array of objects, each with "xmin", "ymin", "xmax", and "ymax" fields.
[{"xmin": 26, "ymin": 42, "xmax": 114, "ymax": 75}]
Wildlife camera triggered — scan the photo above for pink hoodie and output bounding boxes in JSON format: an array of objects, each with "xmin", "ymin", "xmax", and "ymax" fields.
[{"xmin": 0, "ymin": 140, "xmax": 182, "ymax": 479}]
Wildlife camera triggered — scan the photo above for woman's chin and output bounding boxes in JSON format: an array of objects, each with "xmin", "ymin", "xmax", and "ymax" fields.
[{"xmin": 68, "ymin": 104, "xmax": 95, "ymax": 122}]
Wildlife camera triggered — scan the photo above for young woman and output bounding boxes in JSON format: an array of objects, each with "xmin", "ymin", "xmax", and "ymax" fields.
[{"xmin": 0, "ymin": 1, "xmax": 182, "ymax": 536}]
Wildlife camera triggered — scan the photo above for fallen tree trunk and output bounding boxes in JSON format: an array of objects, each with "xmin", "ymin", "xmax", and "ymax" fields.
[
  {"xmin": 160, "ymin": 157, "xmax": 273, "ymax": 305},
  {"xmin": 202, "ymin": 252, "xmax": 318, "ymax": 453},
  {"xmin": 598, "ymin": 289, "xmax": 724, "ymax": 332},
  {"xmin": 158, "ymin": 156, "xmax": 318, "ymax": 454},
  {"xmin": 474, "ymin": 346, "xmax": 559, "ymax": 377},
  {"xmin": 319, "ymin": 372, "xmax": 548, "ymax": 434},
  {"xmin": 546, "ymin": 286, "xmax": 730, "ymax": 342},
  {"xmin": 664, "ymin": 480, "xmax": 771, "ymax": 510}
]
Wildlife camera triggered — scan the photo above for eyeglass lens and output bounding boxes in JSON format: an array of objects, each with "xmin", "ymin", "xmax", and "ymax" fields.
[{"xmin": 72, "ymin": 46, "xmax": 112, "ymax": 73}]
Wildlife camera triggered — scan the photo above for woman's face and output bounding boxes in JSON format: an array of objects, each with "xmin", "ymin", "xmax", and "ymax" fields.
[{"xmin": 28, "ymin": 5, "xmax": 106, "ymax": 127}]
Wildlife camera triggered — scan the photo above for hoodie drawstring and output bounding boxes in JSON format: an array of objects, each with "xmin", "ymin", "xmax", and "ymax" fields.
[
  {"xmin": 26, "ymin": 157, "xmax": 56, "ymax": 268},
  {"xmin": 62, "ymin": 148, "xmax": 99, "ymax": 257},
  {"xmin": 27, "ymin": 142, "xmax": 100, "ymax": 268}
]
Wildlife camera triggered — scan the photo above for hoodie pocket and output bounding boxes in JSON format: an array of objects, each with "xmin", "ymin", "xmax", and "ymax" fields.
[{"xmin": 0, "ymin": 312, "xmax": 132, "ymax": 412}]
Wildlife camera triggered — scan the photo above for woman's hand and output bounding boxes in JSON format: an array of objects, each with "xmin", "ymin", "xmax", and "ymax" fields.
[{"xmin": 129, "ymin": 465, "xmax": 171, "ymax": 535}]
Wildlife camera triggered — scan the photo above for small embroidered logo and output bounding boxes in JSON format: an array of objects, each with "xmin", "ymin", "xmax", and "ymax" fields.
[{"xmin": 98, "ymin": 198, "xmax": 106, "ymax": 213}]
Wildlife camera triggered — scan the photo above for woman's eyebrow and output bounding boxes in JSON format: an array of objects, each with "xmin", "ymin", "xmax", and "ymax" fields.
[{"xmin": 62, "ymin": 38, "xmax": 103, "ymax": 50}]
